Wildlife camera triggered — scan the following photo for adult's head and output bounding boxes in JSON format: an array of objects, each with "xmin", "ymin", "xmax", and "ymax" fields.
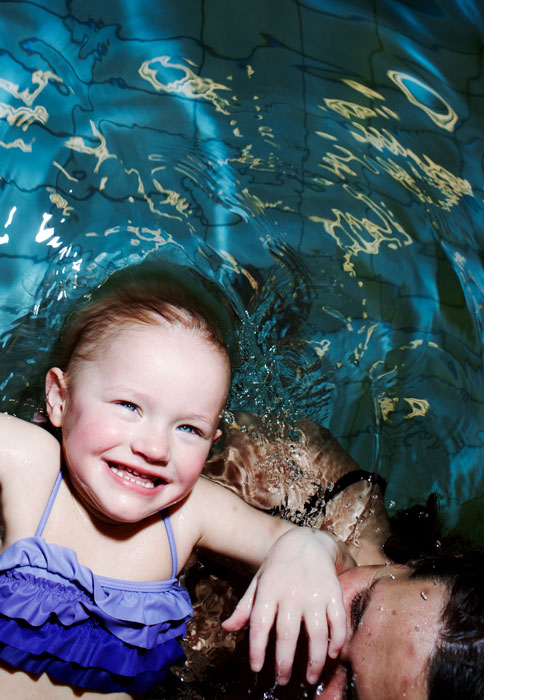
[{"xmin": 319, "ymin": 551, "xmax": 483, "ymax": 700}]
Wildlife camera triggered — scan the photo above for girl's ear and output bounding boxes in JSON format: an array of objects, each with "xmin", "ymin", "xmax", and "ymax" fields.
[{"xmin": 45, "ymin": 368, "xmax": 68, "ymax": 427}]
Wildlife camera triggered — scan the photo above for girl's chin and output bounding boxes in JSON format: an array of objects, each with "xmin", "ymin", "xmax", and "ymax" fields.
[
  {"xmin": 67, "ymin": 467, "xmax": 189, "ymax": 523},
  {"xmin": 70, "ymin": 479, "xmax": 161, "ymax": 525}
]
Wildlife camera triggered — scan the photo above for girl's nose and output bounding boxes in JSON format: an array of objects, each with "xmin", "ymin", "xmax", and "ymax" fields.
[{"xmin": 131, "ymin": 425, "xmax": 170, "ymax": 465}]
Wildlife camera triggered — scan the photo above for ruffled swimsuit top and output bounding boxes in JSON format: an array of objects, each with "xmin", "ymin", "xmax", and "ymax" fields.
[{"xmin": 0, "ymin": 468, "xmax": 193, "ymax": 694}]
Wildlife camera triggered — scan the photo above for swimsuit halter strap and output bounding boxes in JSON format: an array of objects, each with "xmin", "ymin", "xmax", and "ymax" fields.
[
  {"xmin": 34, "ymin": 468, "xmax": 179, "ymax": 578},
  {"xmin": 35, "ymin": 469, "xmax": 63, "ymax": 537},
  {"xmin": 161, "ymin": 511, "xmax": 179, "ymax": 579}
]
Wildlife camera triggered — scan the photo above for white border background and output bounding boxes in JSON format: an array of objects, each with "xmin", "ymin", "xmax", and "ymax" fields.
[{"xmin": 485, "ymin": 2, "xmax": 530, "ymax": 696}]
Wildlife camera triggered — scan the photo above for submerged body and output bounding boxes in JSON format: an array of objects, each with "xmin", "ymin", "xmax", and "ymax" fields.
[
  {"xmin": 0, "ymin": 269, "xmax": 353, "ymax": 698},
  {"xmin": 205, "ymin": 411, "xmax": 391, "ymax": 564}
]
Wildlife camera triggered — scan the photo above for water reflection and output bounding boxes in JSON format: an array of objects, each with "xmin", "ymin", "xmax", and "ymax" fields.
[{"xmin": 0, "ymin": 0, "xmax": 482, "ymax": 539}]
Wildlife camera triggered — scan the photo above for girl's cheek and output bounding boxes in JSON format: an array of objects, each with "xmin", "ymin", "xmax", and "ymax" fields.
[
  {"xmin": 182, "ymin": 458, "xmax": 207, "ymax": 485},
  {"xmin": 76, "ymin": 417, "xmax": 125, "ymax": 445}
]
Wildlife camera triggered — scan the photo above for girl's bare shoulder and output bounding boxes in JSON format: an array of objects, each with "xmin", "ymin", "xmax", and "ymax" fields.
[{"xmin": 0, "ymin": 413, "xmax": 60, "ymax": 478}]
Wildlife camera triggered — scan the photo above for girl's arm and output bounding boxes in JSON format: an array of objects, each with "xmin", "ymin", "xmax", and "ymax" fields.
[{"xmin": 191, "ymin": 476, "xmax": 355, "ymax": 686}]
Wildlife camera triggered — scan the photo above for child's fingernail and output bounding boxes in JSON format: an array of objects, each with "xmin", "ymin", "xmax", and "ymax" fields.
[{"xmin": 276, "ymin": 672, "xmax": 288, "ymax": 686}]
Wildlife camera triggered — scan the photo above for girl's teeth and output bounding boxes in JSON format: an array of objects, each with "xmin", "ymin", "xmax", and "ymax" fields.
[{"xmin": 110, "ymin": 465, "xmax": 155, "ymax": 489}]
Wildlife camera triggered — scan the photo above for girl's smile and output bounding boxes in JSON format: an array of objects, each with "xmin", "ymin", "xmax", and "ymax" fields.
[
  {"xmin": 107, "ymin": 462, "xmax": 166, "ymax": 491},
  {"xmin": 46, "ymin": 320, "xmax": 230, "ymax": 524}
]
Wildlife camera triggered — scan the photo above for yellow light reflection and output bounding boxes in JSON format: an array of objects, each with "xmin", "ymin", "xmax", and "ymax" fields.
[
  {"xmin": 310, "ymin": 188, "xmax": 412, "ymax": 270},
  {"xmin": 65, "ymin": 120, "xmax": 117, "ymax": 173},
  {"xmin": 404, "ymin": 398, "xmax": 430, "ymax": 419},
  {"xmin": 139, "ymin": 56, "xmax": 231, "ymax": 114},
  {"xmin": 387, "ymin": 70, "xmax": 458, "ymax": 132},
  {"xmin": 218, "ymin": 250, "xmax": 259, "ymax": 290},
  {"xmin": 0, "ymin": 102, "xmax": 48, "ymax": 130},
  {"xmin": 0, "ymin": 138, "xmax": 32, "ymax": 152},
  {"xmin": 0, "ymin": 70, "xmax": 62, "ymax": 106}
]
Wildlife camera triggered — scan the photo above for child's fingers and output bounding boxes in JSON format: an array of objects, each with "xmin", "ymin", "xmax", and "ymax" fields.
[
  {"xmin": 221, "ymin": 577, "xmax": 257, "ymax": 631},
  {"xmin": 303, "ymin": 608, "xmax": 329, "ymax": 685},
  {"xmin": 248, "ymin": 597, "xmax": 277, "ymax": 673},
  {"xmin": 326, "ymin": 597, "xmax": 347, "ymax": 659},
  {"xmin": 273, "ymin": 606, "xmax": 301, "ymax": 685}
]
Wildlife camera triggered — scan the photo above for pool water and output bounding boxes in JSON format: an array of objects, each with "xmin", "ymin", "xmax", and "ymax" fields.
[{"xmin": 0, "ymin": 0, "xmax": 482, "ymax": 543}]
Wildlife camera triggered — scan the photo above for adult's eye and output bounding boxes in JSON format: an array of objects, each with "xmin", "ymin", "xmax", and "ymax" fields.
[{"xmin": 351, "ymin": 592, "xmax": 364, "ymax": 631}]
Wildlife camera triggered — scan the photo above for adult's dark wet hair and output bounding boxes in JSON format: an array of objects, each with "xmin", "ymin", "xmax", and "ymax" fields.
[
  {"xmin": 383, "ymin": 494, "xmax": 483, "ymax": 698},
  {"xmin": 409, "ymin": 551, "xmax": 483, "ymax": 700},
  {"xmin": 383, "ymin": 492, "xmax": 480, "ymax": 562},
  {"xmin": 52, "ymin": 261, "xmax": 238, "ymax": 380}
]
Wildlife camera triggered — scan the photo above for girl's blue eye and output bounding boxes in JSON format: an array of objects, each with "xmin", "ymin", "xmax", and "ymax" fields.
[
  {"xmin": 118, "ymin": 401, "xmax": 138, "ymax": 412},
  {"xmin": 178, "ymin": 424, "xmax": 200, "ymax": 436}
]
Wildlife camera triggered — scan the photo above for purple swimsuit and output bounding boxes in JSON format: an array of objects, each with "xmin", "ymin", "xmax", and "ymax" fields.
[{"xmin": 0, "ymin": 469, "xmax": 193, "ymax": 693}]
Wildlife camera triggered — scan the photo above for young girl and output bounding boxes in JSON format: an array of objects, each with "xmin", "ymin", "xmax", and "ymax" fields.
[{"xmin": 0, "ymin": 263, "xmax": 354, "ymax": 699}]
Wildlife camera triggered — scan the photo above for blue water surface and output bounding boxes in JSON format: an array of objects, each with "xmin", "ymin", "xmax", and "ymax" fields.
[{"xmin": 0, "ymin": 0, "xmax": 483, "ymax": 538}]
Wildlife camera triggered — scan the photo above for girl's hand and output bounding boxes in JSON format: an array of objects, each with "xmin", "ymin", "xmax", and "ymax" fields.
[{"xmin": 221, "ymin": 528, "xmax": 355, "ymax": 686}]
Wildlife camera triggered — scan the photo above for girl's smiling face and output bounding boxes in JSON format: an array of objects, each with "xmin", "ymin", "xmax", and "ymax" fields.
[{"xmin": 46, "ymin": 320, "xmax": 230, "ymax": 524}]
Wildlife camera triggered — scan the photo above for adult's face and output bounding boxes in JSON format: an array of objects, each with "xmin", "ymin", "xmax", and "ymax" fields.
[{"xmin": 317, "ymin": 564, "xmax": 447, "ymax": 700}]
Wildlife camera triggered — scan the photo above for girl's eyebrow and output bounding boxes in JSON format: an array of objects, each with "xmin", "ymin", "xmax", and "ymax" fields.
[{"xmin": 181, "ymin": 412, "xmax": 215, "ymax": 429}]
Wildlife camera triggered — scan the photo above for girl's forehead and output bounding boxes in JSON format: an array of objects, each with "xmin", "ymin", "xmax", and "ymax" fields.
[
  {"xmin": 74, "ymin": 319, "xmax": 230, "ymax": 398},
  {"xmin": 114, "ymin": 321, "xmax": 230, "ymax": 373},
  {"xmin": 74, "ymin": 319, "xmax": 230, "ymax": 381},
  {"xmin": 102, "ymin": 319, "xmax": 223, "ymax": 353}
]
